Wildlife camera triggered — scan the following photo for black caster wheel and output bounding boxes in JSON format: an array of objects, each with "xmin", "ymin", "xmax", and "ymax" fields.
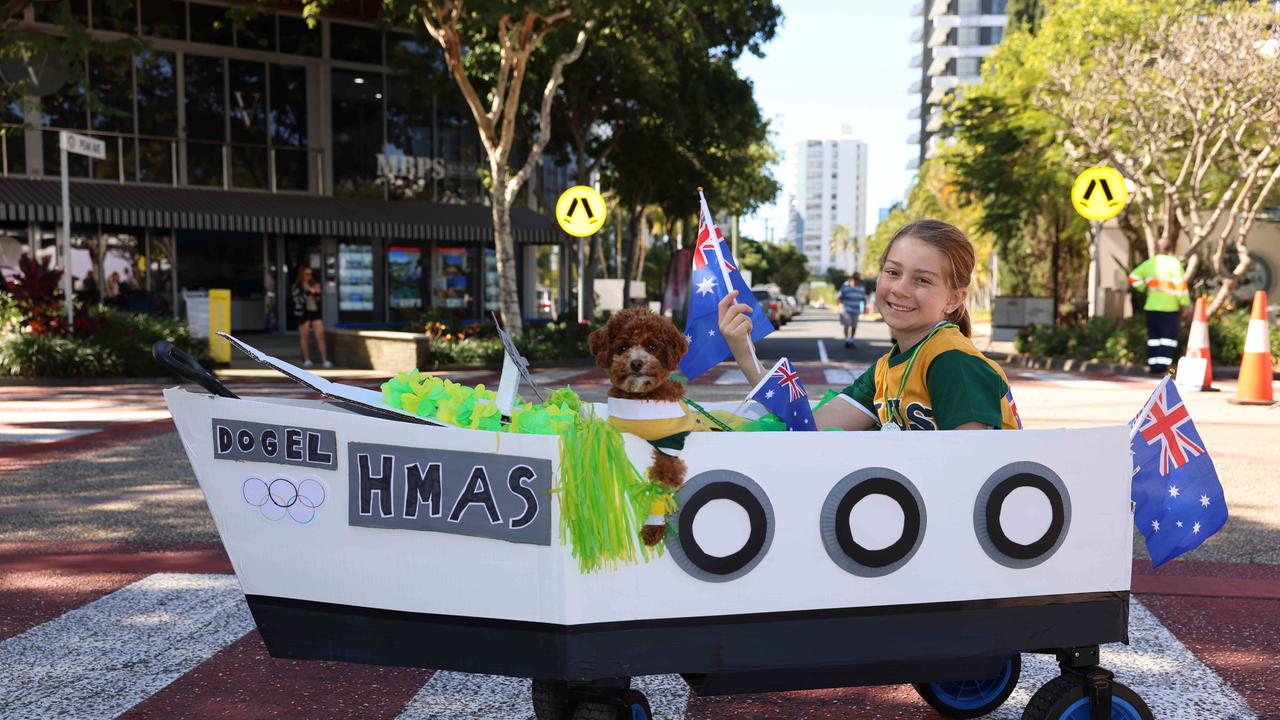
[
  {"xmin": 914, "ymin": 654, "xmax": 1021, "ymax": 718},
  {"xmin": 1021, "ymin": 675, "xmax": 1153, "ymax": 720},
  {"xmin": 532, "ymin": 679, "xmax": 575, "ymax": 720},
  {"xmin": 618, "ymin": 689, "xmax": 653, "ymax": 720}
]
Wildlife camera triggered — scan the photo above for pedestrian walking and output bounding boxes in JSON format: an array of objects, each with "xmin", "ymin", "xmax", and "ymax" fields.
[
  {"xmin": 1127, "ymin": 239, "xmax": 1190, "ymax": 375},
  {"xmin": 837, "ymin": 273, "xmax": 867, "ymax": 349},
  {"xmin": 290, "ymin": 265, "xmax": 332, "ymax": 368}
]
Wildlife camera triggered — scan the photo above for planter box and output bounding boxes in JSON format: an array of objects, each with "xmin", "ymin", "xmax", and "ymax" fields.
[{"xmin": 326, "ymin": 328, "xmax": 428, "ymax": 372}]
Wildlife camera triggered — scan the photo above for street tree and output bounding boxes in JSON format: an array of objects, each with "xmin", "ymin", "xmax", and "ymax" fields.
[
  {"xmin": 828, "ymin": 224, "xmax": 856, "ymax": 273},
  {"xmin": 304, "ymin": 0, "xmax": 593, "ymax": 336},
  {"xmin": 1034, "ymin": 0, "xmax": 1280, "ymax": 314}
]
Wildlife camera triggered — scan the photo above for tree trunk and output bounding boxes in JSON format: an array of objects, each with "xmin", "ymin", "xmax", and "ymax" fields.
[
  {"xmin": 622, "ymin": 203, "xmax": 642, "ymax": 308},
  {"xmin": 490, "ymin": 171, "xmax": 523, "ymax": 337},
  {"xmin": 1050, "ymin": 225, "xmax": 1061, "ymax": 324}
]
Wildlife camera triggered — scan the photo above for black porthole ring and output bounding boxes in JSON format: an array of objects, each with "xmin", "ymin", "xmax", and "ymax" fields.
[
  {"xmin": 973, "ymin": 462, "xmax": 1071, "ymax": 569},
  {"xmin": 820, "ymin": 469, "xmax": 927, "ymax": 578},
  {"xmin": 677, "ymin": 481, "xmax": 767, "ymax": 576},
  {"xmin": 835, "ymin": 477, "xmax": 921, "ymax": 568},
  {"xmin": 666, "ymin": 471, "xmax": 775, "ymax": 583}
]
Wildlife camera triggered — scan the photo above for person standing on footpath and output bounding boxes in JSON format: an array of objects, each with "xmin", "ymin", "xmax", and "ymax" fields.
[
  {"xmin": 838, "ymin": 273, "xmax": 867, "ymax": 349},
  {"xmin": 1127, "ymin": 238, "xmax": 1190, "ymax": 374}
]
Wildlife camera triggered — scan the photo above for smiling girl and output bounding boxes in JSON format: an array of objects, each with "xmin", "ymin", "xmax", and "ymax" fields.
[{"xmin": 719, "ymin": 219, "xmax": 1021, "ymax": 431}]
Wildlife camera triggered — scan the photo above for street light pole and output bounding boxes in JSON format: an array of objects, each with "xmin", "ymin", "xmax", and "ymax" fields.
[{"xmin": 60, "ymin": 138, "xmax": 72, "ymax": 327}]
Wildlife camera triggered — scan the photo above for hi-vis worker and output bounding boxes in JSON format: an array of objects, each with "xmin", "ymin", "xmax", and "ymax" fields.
[{"xmin": 1128, "ymin": 238, "xmax": 1190, "ymax": 374}]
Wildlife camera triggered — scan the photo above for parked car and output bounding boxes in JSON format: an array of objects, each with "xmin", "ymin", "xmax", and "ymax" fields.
[
  {"xmin": 752, "ymin": 287, "xmax": 786, "ymax": 326},
  {"xmin": 783, "ymin": 295, "xmax": 802, "ymax": 317}
]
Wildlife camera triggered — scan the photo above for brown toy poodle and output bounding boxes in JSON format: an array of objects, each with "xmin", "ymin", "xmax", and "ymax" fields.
[{"xmin": 588, "ymin": 307, "xmax": 708, "ymax": 545}]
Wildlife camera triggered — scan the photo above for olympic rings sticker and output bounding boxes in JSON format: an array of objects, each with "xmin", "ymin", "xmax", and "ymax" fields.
[{"xmin": 242, "ymin": 475, "xmax": 328, "ymax": 525}]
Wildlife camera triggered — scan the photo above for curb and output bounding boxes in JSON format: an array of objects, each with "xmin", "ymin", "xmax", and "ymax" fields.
[{"xmin": 986, "ymin": 351, "xmax": 1278, "ymax": 381}]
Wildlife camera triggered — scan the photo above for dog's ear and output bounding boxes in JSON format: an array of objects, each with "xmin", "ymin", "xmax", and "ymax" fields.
[
  {"xmin": 656, "ymin": 317, "xmax": 689, "ymax": 370},
  {"xmin": 587, "ymin": 322, "xmax": 612, "ymax": 368}
]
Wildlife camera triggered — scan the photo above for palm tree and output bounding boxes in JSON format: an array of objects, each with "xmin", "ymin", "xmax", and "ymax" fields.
[{"xmin": 828, "ymin": 224, "xmax": 857, "ymax": 272}]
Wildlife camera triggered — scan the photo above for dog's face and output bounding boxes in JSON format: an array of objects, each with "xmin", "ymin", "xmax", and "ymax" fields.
[{"xmin": 588, "ymin": 308, "xmax": 688, "ymax": 395}]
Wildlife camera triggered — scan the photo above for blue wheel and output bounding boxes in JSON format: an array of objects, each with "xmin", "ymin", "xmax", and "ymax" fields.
[
  {"xmin": 914, "ymin": 654, "xmax": 1021, "ymax": 718},
  {"xmin": 619, "ymin": 690, "xmax": 652, "ymax": 720},
  {"xmin": 1021, "ymin": 675, "xmax": 1153, "ymax": 720}
]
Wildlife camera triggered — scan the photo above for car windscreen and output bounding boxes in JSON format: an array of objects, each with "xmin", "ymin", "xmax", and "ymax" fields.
[{"xmin": 752, "ymin": 290, "xmax": 771, "ymax": 301}]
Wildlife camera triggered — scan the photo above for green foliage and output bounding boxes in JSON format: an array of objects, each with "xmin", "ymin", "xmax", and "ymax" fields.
[
  {"xmin": 421, "ymin": 313, "xmax": 601, "ymax": 366},
  {"xmin": 738, "ymin": 238, "xmax": 808, "ymax": 295},
  {"xmin": 1015, "ymin": 310, "xmax": 1280, "ymax": 366},
  {"xmin": 93, "ymin": 309, "xmax": 210, "ymax": 376},
  {"xmin": 0, "ymin": 332, "xmax": 119, "ymax": 377}
]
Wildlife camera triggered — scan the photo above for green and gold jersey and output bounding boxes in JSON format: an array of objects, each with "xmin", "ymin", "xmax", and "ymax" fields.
[{"xmin": 839, "ymin": 325, "xmax": 1022, "ymax": 430}]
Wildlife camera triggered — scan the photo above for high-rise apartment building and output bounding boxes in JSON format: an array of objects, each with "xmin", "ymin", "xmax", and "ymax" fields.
[
  {"xmin": 794, "ymin": 137, "xmax": 867, "ymax": 275},
  {"xmin": 909, "ymin": 0, "xmax": 1009, "ymax": 169}
]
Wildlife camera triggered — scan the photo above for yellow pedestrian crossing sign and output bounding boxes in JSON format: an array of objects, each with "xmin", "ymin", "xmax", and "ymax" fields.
[
  {"xmin": 555, "ymin": 185, "xmax": 607, "ymax": 237},
  {"xmin": 1071, "ymin": 166, "xmax": 1128, "ymax": 222}
]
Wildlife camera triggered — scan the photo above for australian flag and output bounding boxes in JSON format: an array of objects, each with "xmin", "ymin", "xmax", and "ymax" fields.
[
  {"xmin": 678, "ymin": 191, "xmax": 774, "ymax": 381},
  {"xmin": 747, "ymin": 357, "xmax": 816, "ymax": 431},
  {"xmin": 1130, "ymin": 377, "xmax": 1228, "ymax": 567}
]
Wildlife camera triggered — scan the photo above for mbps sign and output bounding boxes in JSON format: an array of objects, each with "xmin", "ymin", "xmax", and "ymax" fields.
[{"xmin": 348, "ymin": 442, "xmax": 551, "ymax": 546}]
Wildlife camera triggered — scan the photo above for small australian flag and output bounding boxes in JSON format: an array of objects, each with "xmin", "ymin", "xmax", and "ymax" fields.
[
  {"xmin": 1130, "ymin": 377, "xmax": 1228, "ymax": 567},
  {"xmin": 678, "ymin": 190, "xmax": 774, "ymax": 381},
  {"xmin": 747, "ymin": 357, "xmax": 816, "ymax": 431}
]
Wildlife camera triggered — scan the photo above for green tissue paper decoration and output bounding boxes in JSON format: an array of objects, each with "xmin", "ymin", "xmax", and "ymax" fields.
[{"xmin": 381, "ymin": 370, "xmax": 660, "ymax": 572}]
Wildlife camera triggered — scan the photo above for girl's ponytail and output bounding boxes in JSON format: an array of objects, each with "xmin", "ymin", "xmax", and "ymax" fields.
[
  {"xmin": 948, "ymin": 304, "xmax": 971, "ymax": 338},
  {"xmin": 884, "ymin": 219, "xmax": 976, "ymax": 337}
]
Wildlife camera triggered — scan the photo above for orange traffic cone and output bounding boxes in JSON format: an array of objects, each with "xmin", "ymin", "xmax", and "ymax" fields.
[
  {"xmin": 1178, "ymin": 297, "xmax": 1216, "ymax": 391},
  {"xmin": 1231, "ymin": 290, "xmax": 1275, "ymax": 406}
]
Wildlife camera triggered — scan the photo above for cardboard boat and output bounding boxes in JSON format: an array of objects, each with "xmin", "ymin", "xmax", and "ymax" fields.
[{"xmin": 158, "ymin": 336, "xmax": 1147, "ymax": 718}]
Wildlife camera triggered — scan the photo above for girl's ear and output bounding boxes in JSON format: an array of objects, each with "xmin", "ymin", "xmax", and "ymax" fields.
[
  {"xmin": 587, "ymin": 325, "xmax": 612, "ymax": 368},
  {"xmin": 945, "ymin": 287, "xmax": 969, "ymax": 315}
]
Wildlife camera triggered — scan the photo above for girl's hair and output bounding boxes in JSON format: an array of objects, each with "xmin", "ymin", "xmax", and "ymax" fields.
[
  {"xmin": 294, "ymin": 265, "xmax": 312, "ymax": 286},
  {"xmin": 883, "ymin": 219, "xmax": 975, "ymax": 337}
]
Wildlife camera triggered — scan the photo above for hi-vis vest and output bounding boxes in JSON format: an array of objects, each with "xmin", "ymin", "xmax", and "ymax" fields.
[
  {"xmin": 870, "ymin": 326, "xmax": 1022, "ymax": 431},
  {"xmin": 1128, "ymin": 254, "xmax": 1190, "ymax": 312}
]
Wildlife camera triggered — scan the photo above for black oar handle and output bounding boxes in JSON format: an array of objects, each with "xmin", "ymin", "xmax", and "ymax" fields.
[{"xmin": 152, "ymin": 340, "xmax": 238, "ymax": 399}]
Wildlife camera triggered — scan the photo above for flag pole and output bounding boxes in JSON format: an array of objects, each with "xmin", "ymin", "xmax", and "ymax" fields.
[
  {"xmin": 699, "ymin": 188, "xmax": 763, "ymax": 375},
  {"xmin": 733, "ymin": 356, "xmax": 785, "ymax": 418}
]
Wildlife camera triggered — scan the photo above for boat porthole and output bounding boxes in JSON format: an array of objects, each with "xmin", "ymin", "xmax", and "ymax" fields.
[
  {"xmin": 973, "ymin": 462, "xmax": 1071, "ymax": 569},
  {"xmin": 666, "ymin": 471, "xmax": 774, "ymax": 583},
  {"xmin": 820, "ymin": 469, "xmax": 926, "ymax": 577}
]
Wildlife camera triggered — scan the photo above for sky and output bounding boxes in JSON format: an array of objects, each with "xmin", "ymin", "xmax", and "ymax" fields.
[{"xmin": 736, "ymin": 2, "xmax": 919, "ymax": 244}]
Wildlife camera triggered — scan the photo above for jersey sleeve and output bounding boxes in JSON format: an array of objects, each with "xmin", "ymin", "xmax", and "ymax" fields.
[
  {"xmin": 925, "ymin": 350, "xmax": 1008, "ymax": 430},
  {"xmin": 838, "ymin": 365, "xmax": 878, "ymax": 419}
]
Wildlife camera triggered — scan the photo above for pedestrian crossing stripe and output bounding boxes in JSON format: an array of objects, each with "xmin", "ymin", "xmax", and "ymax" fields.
[{"xmin": 0, "ymin": 573, "xmax": 1257, "ymax": 719}]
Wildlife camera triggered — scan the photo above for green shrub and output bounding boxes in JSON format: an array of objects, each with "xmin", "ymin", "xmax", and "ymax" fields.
[
  {"xmin": 1016, "ymin": 310, "xmax": 1280, "ymax": 366},
  {"xmin": 94, "ymin": 309, "xmax": 210, "ymax": 376},
  {"xmin": 0, "ymin": 333, "xmax": 120, "ymax": 377}
]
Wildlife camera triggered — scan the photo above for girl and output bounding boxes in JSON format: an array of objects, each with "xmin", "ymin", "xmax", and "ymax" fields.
[
  {"xmin": 290, "ymin": 265, "xmax": 333, "ymax": 369},
  {"xmin": 719, "ymin": 219, "xmax": 1020, "ymax": 431}
]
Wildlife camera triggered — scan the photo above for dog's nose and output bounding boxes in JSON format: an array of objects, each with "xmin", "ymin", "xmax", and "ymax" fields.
[{"xmin": 630, "ymin": 359, "xmax": 644, "ymax": 372}]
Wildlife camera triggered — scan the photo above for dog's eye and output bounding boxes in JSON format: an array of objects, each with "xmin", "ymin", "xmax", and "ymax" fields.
[
  {"xmin": 646, "ymin": 343, "xmax": 656, "ymax": 353},
  {"xmin": 616, "ymin": 344, "xmax": 627, "ymax": 355}
]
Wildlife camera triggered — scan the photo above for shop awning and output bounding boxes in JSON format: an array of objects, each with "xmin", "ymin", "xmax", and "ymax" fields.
[{"xmin": 0, "ymin": 177, "xmax": 563, "ymax": 244}]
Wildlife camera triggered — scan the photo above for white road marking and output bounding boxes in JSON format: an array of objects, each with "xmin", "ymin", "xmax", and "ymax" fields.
[
  {"xmin": 0, "ymin": 427, "xmax": 97, "ymax": 444},
  {"xmin": 0, "ymin": 573, "xmax": 253, "ymax": 720},
  {"xmin": 530, "ymin": 369, "xmax": 590, "ymax": 385},
  {"xmin": 714, "ymin": 369, "xmax": 748, "ymax": 385},
  {"xmin": 823, "ymin": 368, "xmax": 858, "ymax": 386},
  {"xmin": 984, "ymin": 598, "xmax": 1255, "ymax": 719},
  {"xmin": 818, "ymin": 339, "xmax": 829, "ymax": 363},
  {"xmin": 396, "ymin": 672, "xmax": 690, "ymax": 720}
]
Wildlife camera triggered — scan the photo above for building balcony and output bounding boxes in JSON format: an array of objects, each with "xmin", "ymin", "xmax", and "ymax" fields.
[
  {"xmin": 929, "ymin": 14, "xmax": 1008, "ymax": 46},
  {"xmin": 908, "ymin": 79, "xmax": 923, "ymax": 94},
  {"xmin": 928, "ymin": 46, "xmax": 993, "ymax": 75},
  {"xmin": 907, "ymin": 131, "xmax": 921, "ymax": 145},
  {"xmin": 927, "ymin": 75, "xmax": 960, "ymax": 104},
  {"xmin": 926, "ymin": 110, "xmax": 945, "ymax": 133},
  {"xmin": 910, "ymin": 52, "xmax": 923, "ymax": 69},
  {"xmin": 910, "ymin": 26, "xmax": 924, "ymax": 43},
  {"xmin": 911, "ymin": 1, "xmax": 925, "ymax": 17},
  {"xmin": 908, "ymin": 105, "xmax": 922, "ymax": 120},
  {"xmin": 906, "ymin": 156, "xmax": 921, "ymax": 171},
  {"xmin": 929, "ymin": 0, "xmax": 952, "ymax": 20}
]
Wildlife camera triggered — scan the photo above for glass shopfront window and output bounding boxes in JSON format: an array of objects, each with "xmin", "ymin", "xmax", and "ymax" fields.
[
  {"xmin": 183, "ymin": 53, "xmax": 225, "ymax": 187},
  {"xmin": 89, "ymin": 49, "xmax": 135, "ymax": 182},
  {"xmin": 331, "ymin": 68, "xmax": 384, "ymax": 198},
  {"xmin": 42, "ymin": 78, "xmax": 90, "ymax": 178},
  {"xmin": 2, "ymin": 100, "xmax": 25, "ymax": 176},
  {"xmin": 188, "ymin": 2, "xmax": 232, "ymax": 46},
  {"xmin": 337, "ymin": 241, "xmax": 375, "ymax": 323},
  {"xmin": 91, "ymin": 0, "xmax": 135, "ymax": 33},
  {"xmin": 387, "ymin": 244, "xmax": 425, "ymax": 323},
  {"xmin": 236, "ymin": 12, "xmax": 275, "ymax": 52},
  {"xmin": 176, "ymin": 229, "xmax": 265, "ymax": 330},
  {"xmin": 436, "ymin": 98, "xmax": 485, "ymax": 203},
  {"xmin": 139, "ymin": 0, "xmax": 184, "ymax": 39},
  {"xmin": 278, "ymin": 15, "xmax": 321, "ymax": 57},
  {"xmin": 330, "ymin": 22, "xmax": 382, "ymax": 64},
  {"xmin": 483, "ymin": 248, "xmax": 499, "ymax": 314},
  {"xmin": 135, "ymin": 50, "xmax": 177, "ymax": 183},
  {"xmin": 432, "ymin": 246, "xmax": 475, "ymax": 320},
  {"xmin": 229, "ymin": 59, "xmax": 268, "ymax": 190},
  {"xmin": 269, "ymin": 63, "xmax": 309, "ymax": 191}
]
